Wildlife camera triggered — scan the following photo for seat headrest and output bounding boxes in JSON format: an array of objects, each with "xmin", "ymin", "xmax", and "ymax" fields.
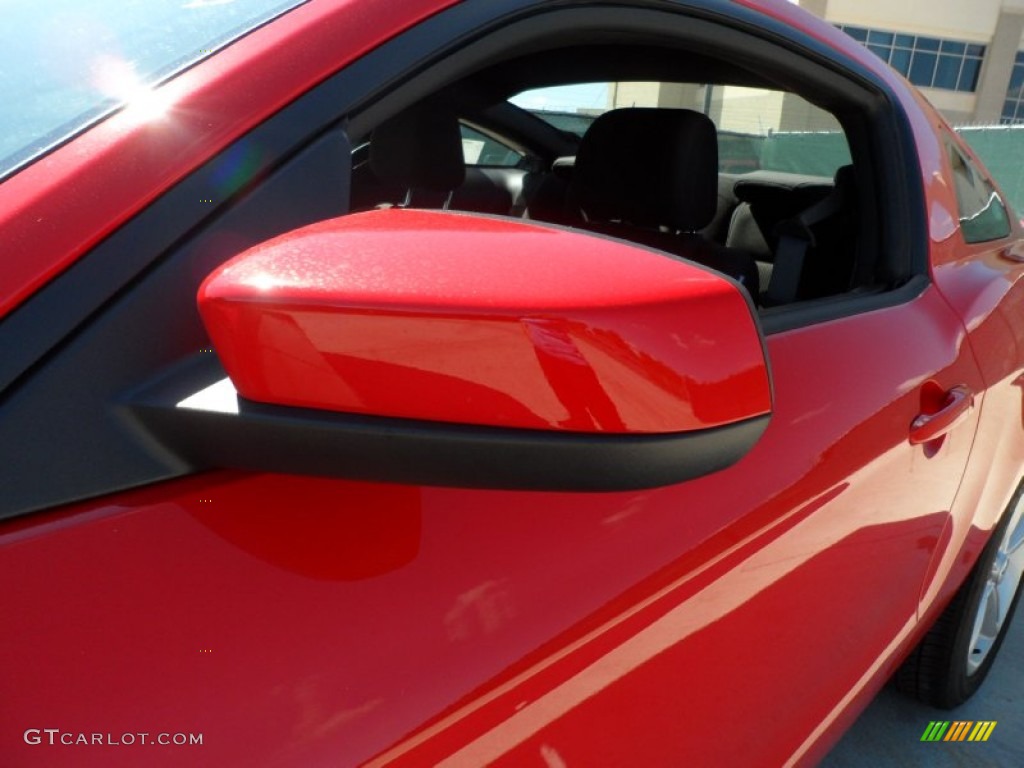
[
  {"xmin": 370, "ymin": 105, "xmax": 466, "ymax": 192},
  {"xmin": 734, "ymin": 165, "xmax": 855, "ymax": 205},
  {"xmin": 833, "ymin": 164, "xmax": 856, "ymax": 193},
  {"xmin": 733, "ymin": 179, "xmax": 833, "ymax": 209},
  {"xmin": 571, "ymin": 108, "xmax": 718, "ymax": 232}
]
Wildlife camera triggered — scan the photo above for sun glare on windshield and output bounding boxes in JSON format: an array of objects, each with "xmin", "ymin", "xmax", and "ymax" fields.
[
  {"xmin": 92, "ymin": 55, "xmax": 173, "ymax": 125},
  {"xmin": 0, "ymin": 0, "xmax": 306, "ymax": 179}
]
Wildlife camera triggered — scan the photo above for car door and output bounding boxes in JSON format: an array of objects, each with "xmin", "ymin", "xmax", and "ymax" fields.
[
  {"xmin": 0, "ymin": 2, "xmax": 993, "ymax": 767},
  {"xmin": 914, "ymin": 121, "xmax": 1024, "ymax": 623},
  {"xmin": 0, "ymin": 233, "xmax": 984, "ymax": 768}
]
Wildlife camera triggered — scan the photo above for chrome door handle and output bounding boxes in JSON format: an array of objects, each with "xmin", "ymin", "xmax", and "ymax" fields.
[{"xmin": 910, "ymin": 385, "xmax": 974, "ymax": 445}]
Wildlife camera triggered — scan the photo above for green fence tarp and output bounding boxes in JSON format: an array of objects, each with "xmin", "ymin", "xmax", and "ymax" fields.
[
  {"xmin": 757, "ymin": 127, "xmax": 1024, "ymax": 214},
  {"xmin": 727, "ymin": 127, "xmax": 1024, "ymax": 214},
  {"xmin": 759, "ymin": 132, "xmax": 853, "ymax": 177}
]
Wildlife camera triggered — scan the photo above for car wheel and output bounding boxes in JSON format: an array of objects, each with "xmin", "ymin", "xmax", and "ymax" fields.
[{"xmin": 896, "ymin": 482, "xmax": 1024, "ymax": 708}]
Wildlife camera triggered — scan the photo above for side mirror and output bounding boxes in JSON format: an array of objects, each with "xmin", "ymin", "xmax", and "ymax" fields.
[{"xmin": 135, "ymin": 210, "xmax": 772, "ymax": 491}]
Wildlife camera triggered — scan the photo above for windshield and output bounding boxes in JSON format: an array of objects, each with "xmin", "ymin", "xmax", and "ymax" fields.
[{"xmin": 0, "ymin": 0, "xmax": 307, "ymax": 180}]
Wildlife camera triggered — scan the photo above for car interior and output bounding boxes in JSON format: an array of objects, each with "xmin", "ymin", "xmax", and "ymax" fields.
[{"xmin": 344, "ymin": 36, "xmax": 903, "ymax": 315}]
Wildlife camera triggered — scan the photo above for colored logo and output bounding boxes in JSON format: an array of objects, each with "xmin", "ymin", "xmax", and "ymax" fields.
[{"xmin": 920, "ymin": 721, "xmax": 997, "ymax": 742}]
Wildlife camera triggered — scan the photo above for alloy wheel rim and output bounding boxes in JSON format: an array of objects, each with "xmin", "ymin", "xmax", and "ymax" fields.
[{"xmin": 967, "ymin": 495, "xmax": 1024, "ymax": 675}]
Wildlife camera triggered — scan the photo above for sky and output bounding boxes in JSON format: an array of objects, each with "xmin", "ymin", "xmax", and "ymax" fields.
[{"xmin": 510, "ymin": 83, "xmax": 610, "ymax": 113}]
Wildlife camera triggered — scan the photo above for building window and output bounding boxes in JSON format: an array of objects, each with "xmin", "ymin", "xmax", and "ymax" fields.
[
  {"xmin": 838, "ymin": 25, "xmax": 984, "ymax": 93},
  {"xmin": 1003, "ymin": 52, "xmax": 1024, "ymax": 124}
]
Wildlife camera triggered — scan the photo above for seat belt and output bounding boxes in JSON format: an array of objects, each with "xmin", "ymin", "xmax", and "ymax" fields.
[{"xmin": 765, "ymin": 187, "xmax": 846, "ymax": 306}]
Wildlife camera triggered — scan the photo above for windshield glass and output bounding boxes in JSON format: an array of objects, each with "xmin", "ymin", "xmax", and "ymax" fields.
[{"xmin": 0, "ymin": 0, "xmax": 306, "ymax": 180}]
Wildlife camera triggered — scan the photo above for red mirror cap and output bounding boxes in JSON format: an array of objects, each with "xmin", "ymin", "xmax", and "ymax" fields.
[{"xmin": 198, "ymin": 209, "xmax": 771, "ymax": 434}]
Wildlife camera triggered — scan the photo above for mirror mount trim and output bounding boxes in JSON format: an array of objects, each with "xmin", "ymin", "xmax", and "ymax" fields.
[{"xmin": 123, "ymin": 354, "xmax": 769, "ymax": 492}]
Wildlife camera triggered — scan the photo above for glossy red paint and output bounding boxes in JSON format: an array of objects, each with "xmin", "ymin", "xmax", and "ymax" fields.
[
  {"xmin": 894, "ymin": 78, "xmax": 1024, "ymax": 621},
  {"xmin": 199, "ymin": 209, "xmax": 771, "ymax": 432},
  {"xmin": 0, "ymin": 281, "xmax": 981, "ymax": 768},
  {"xmin": 361, "ymin": 283, "xmax": 982, "ymax": 768},
  {"xmin": 0, "ymin": 0, "xmax": 458, "ymax": 320}
]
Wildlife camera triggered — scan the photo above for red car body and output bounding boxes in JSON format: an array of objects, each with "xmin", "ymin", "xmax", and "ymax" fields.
[{"xmin": 2, "ymin": 1, "xmax": 1023, "ymax": 766}]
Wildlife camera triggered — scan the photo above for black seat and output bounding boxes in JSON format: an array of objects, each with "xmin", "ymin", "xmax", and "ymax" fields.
[
  {"xmin": 726, "ymin": 177, "xmax": 834, "ymax": 259},
  {"xmin": 368, "ymin": 105, "xmax": 518, "ymax": 215},
  {"xmin": 569, "ymin": 108, "xmax": 760, "ymax": 297},
  {"xmin": 725, "ymin": 176, "xmax": 835, "ymax": 299},
  {"xmin": 369, "ymin": 103, "xmax": 466, "ymax": 209},
  {"xmin": 764, "ymin": 164, "xmax": 859, "ymax": 305},
  {"xmin": 523, "ymin": 156, "xmax": 578, "ymax": 225}
]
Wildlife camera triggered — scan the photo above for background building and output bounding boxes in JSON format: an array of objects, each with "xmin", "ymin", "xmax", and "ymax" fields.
[{"xmin": 805, "ymin": 0, "xmax": 1024, "ymax": 124}]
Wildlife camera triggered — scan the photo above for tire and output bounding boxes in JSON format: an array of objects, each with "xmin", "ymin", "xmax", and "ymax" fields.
[{"xmin": 895, "ymin": 482, "xmax": 1024, "ymax": 709}]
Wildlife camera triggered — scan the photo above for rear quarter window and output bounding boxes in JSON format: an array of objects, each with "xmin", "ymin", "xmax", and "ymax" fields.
[{"xmin": 946, "ymin": 139, "xmax": 1011, "ymax": 244}]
